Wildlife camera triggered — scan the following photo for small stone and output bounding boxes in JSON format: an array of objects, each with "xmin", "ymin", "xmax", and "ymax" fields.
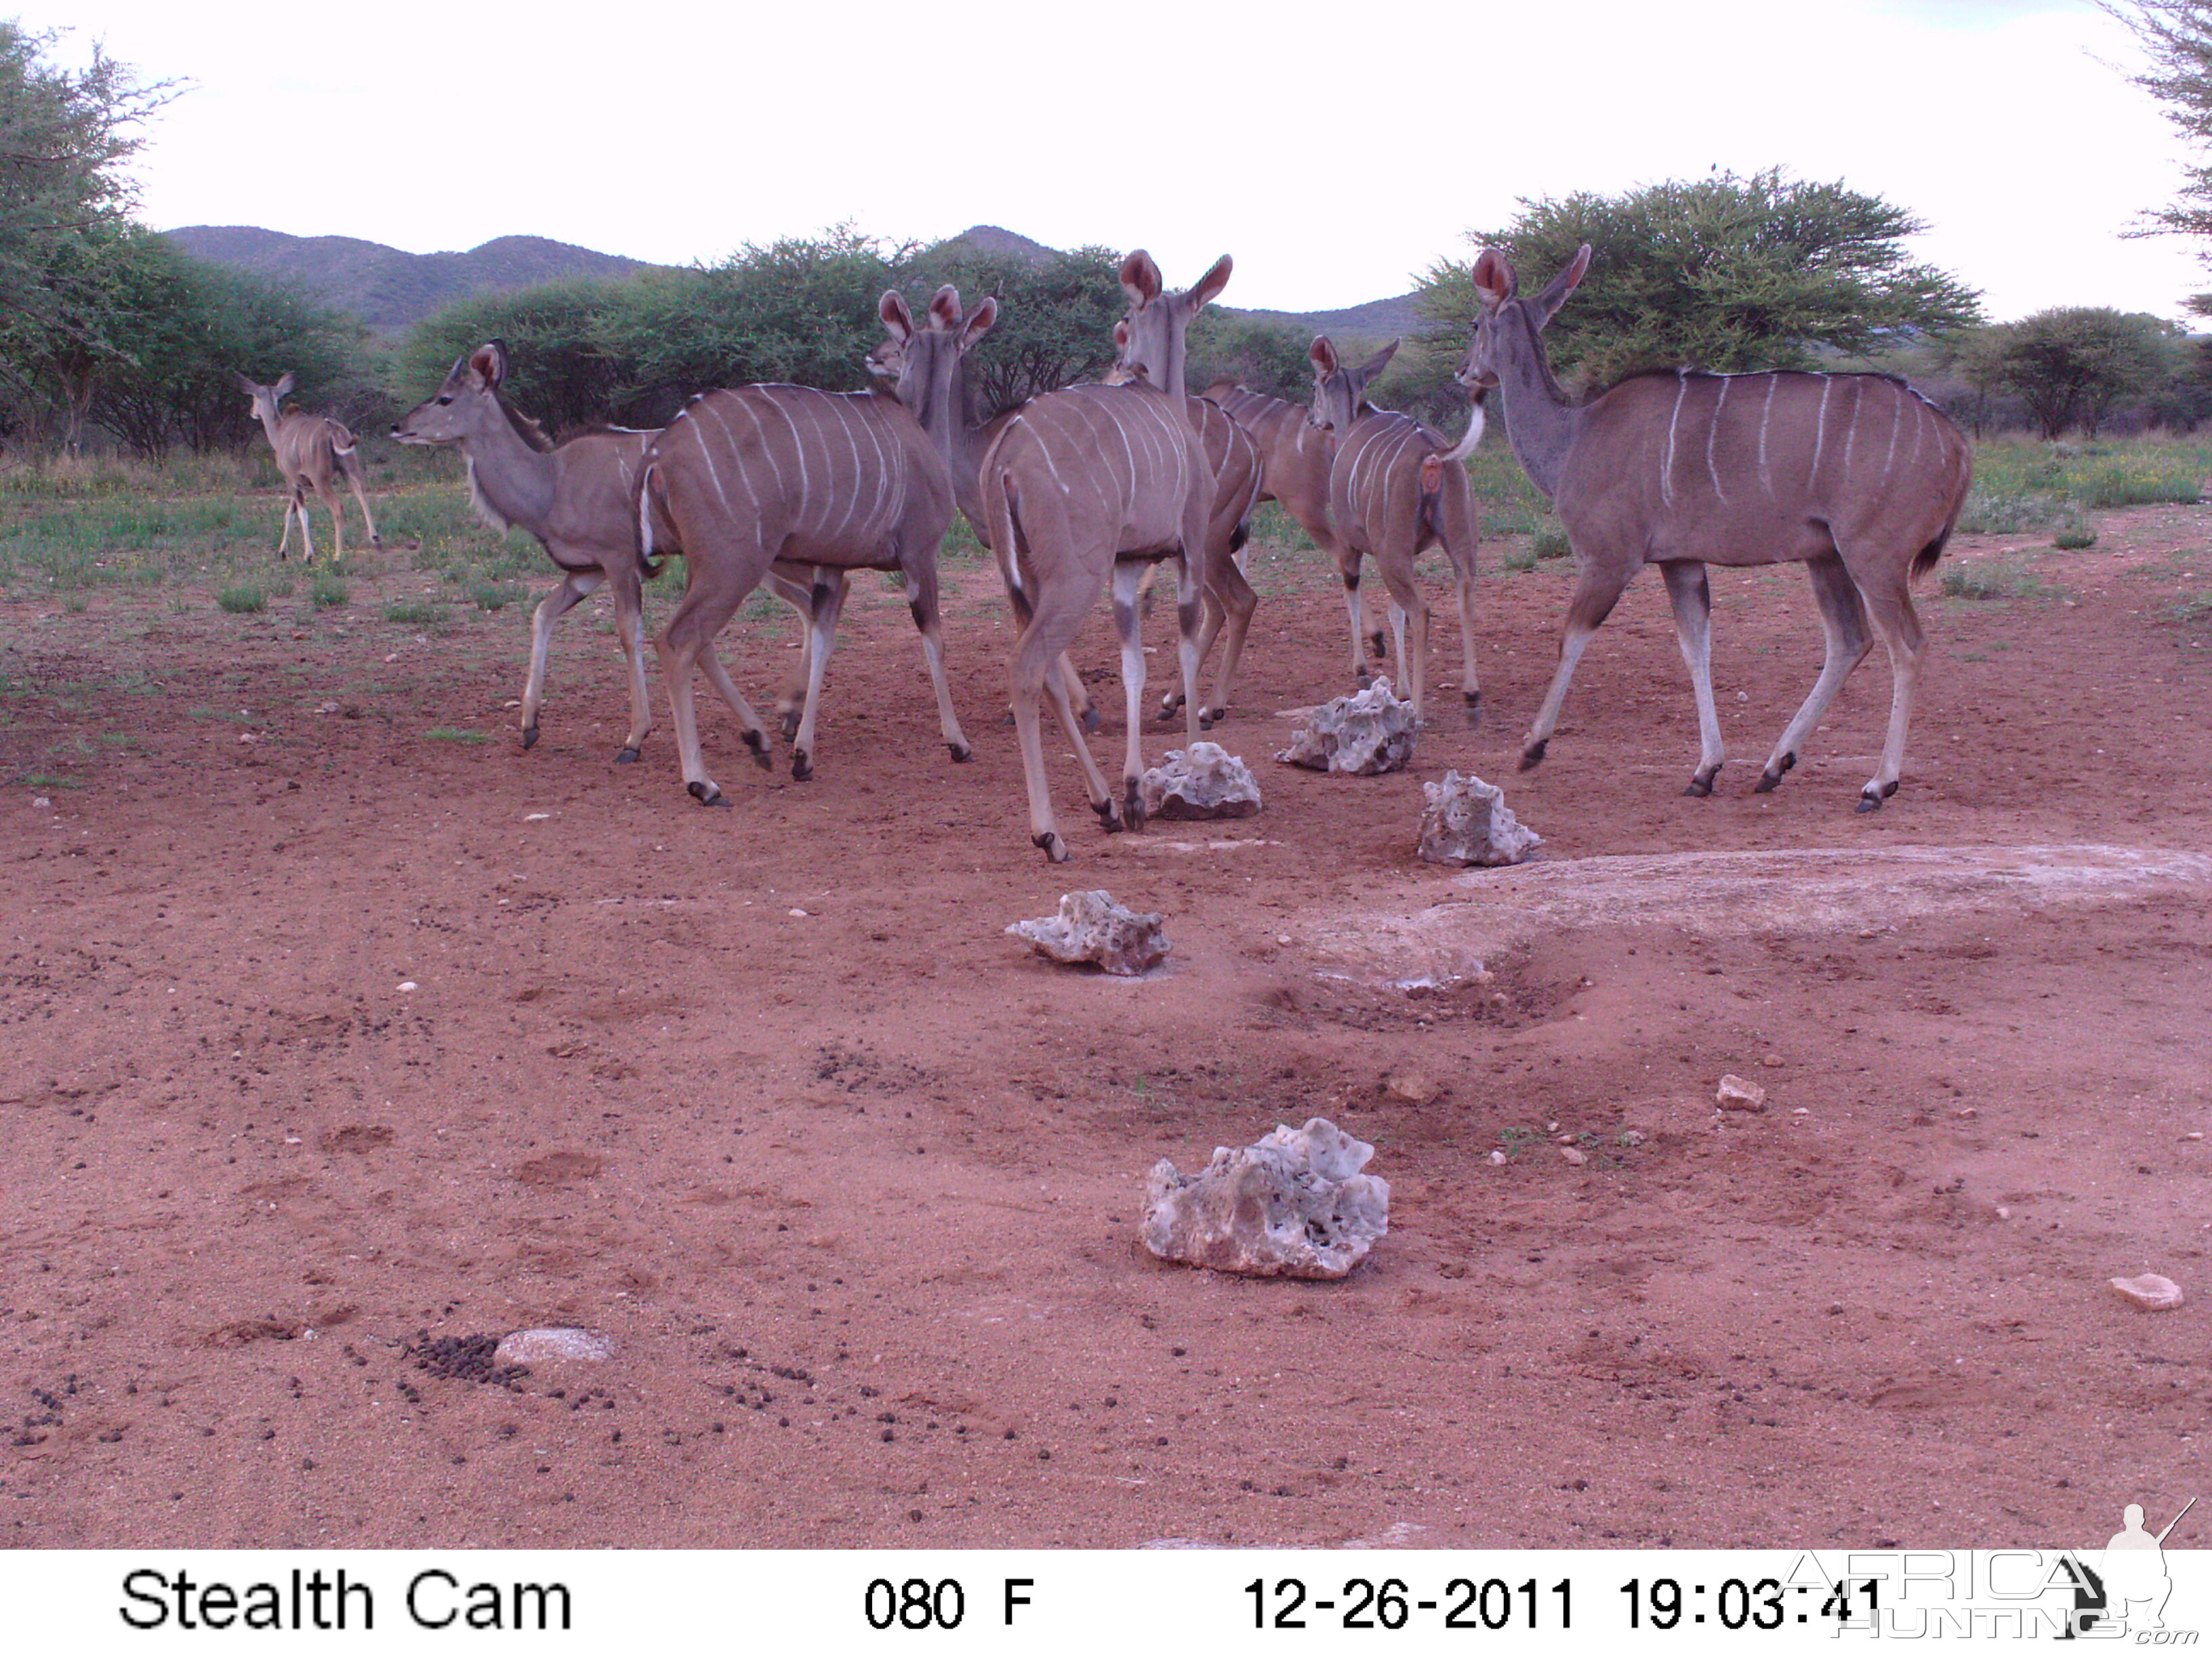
[
  {"xmin": 1384, "ymin": 1073, "xmax": 1439, "ymax": 1105},
  {"xmin": 787, "ymin": 907, "xmax": 809, "ymax": 918},
  {"xmin": 1417, "ymin": 771, "xmax": 1542, "ymax": 867},
  {"xmin": 396, "ymin": 981, "xmax": 418, "ymax": 994},
  {"xmin": 1277, "ymin": 679, "xmax": 1416, "ymax": 775},
  {"xmin": 1952, "ymin": 1106, "xmax": 1979, "ymax": 1120},
  {"xmin": 316, "ymin": 701, "xmax": 340, "ymax": 715},
  {"xmin": 1761, "ymin": 1052, "xmax": 1785, "ymax": 1068},
  {"xmin": 2109, "ymin": 1273, "xmax": 2185, "ymax": 1312},
  {"xmin": 1275, "ymin": 934, "xmax": 1291, "ymax": 946},
  {"xmin": 1620, "ymin": 1129, "xmax": 1647, "ymax": 1147},
  {"xmin": 1995, "ymin": 1206, "xmax": 2011, "ymax": 1220},
  {"xmin": 1559, "ymin": 1146, "xmax": 1587, "ymax": 1166},
  {"xmin": 1142, "ymin": 1118, "xmax": 1389, "ymax": 1279},
  {"xmin": 1716, "ymin": 1074, "xmax": 1767, "ymax": 1113},
  {"xmin": 1008, "ymin": 890, "xmax": 1168, "ymax": 977},
  {"xmin": 524, "ymin": 812, "xmax": 551, "ymax": 822},
  {"xmin": 504, "ymin": 699, "xmax": 522, "ymax": 710},
  {"xmin": 1486, "ymin": 1149, "xmax": 1507, "ymax": 1166},
  {"xmin": 1140, "ymin": 741, "xmax": 1262, "ymax": 820},
  {"xmin": 494, "ymin": 1327, "xmax": 616, "ymax": 1365},
  {"xmin": 31, "ymin": 796, "xmax": 50, "ymax": 809},
  {"xmin": 2186, "ymin": 1132, "xmax": 2204, "ymax": 1142}
]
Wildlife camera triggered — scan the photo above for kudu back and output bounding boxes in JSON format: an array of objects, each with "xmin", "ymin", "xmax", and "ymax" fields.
[{"xmin": 1458, "ymin": 245, "xmax": 1972, "ymax": 808}]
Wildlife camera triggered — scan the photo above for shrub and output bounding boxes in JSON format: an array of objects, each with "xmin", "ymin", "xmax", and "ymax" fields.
[
  {"xmin": 424, "ymin": 727, "xmax": 490, "ymax": 743},
  {"xmin": 1940, "ymin": 557, "xmax": 2052, "ymax": 600},
  {"xmin": 469, "ymin": 581, "xmax": 525, "ymax": 612},
  {"xmin": 1500, "ymin": 543, "xmax": 1538, "ymax": 571},
  {"xmin": 1534, "ymin": 527, "xmax": 1572, "ymax": 560},
  {"xmin": 2053, "ymin": 520, "xmax": 2097, "ymax": 550},
  {"xmin": 384, "ymin": 601, "xmax": 441, "ymax": 625},
  {"xmin": 310, "ymin": 573, "xmax": 348, "ymax": 608},
  {"xmin": 216, "ymin": 584, "xmax": 266, "ymax": 613}
]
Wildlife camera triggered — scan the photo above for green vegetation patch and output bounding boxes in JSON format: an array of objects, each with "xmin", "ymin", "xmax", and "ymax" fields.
[
  {"xmin": 384, "ymin": 600, "xmax": 442, "ymax": 625},
  {"xmin": 425, "ymin": 727, "xmax": 491, "ymax": 743},
  {"xmin": 216, "ymin": 584, "xmax": 266, "ymax": 614}
]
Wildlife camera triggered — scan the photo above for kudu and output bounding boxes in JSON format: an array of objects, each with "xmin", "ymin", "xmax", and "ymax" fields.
[
  {"xmin": 1307, "ymin": 336, "xmax": 1486, "ymax": 720},
  {"xmin": 1106, "ymin": 258, "xmax": 1266, "ymax": 726},
  {"xmin": 1458, "ymin": 246, "xmax": 1972, "ymax": 809},
  {"xmin": 636, "ymin": 316, "xmax": 979, "ymax": 806},
  {"xmin": 978, "ymin": 250, "xmax": 1219, "ymax": 861},
  {"xmin": 232, "ymin": 371, "xmax": 383, "ymax": 565},
  {"xmin": 394, "ymin": 342, "xmax": 876, "ymax": 764}
]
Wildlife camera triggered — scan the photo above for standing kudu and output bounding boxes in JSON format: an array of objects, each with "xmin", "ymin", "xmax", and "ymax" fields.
[
  {"xmin": 636, "ymin": 333, "xmax": 979, "ymax": 806},
  {"xmin": 233, "ymin": 371, "xmax": 383, "ymax": 565},
  {"xmin": 1457, "ymin": 246, "xmax": 1972, "ymax": 808},
  {"xmin": 979, "ymin": 250, "xmax": 1218, "ymax": 861},
  {"xmin": 1307, "ymin": 336, "xmax": 1485, "ymax": 720},
  {"xmin": 1107, "ymin": 255, "xmax": 1265, "ymax": 726}
]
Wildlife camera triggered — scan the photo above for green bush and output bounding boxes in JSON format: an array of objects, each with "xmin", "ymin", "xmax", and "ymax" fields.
[
  {"xmin": 216, "ymin": 584, "xmax": 266, "ymax": 613},
  {"xmin": 1534, "ymin": 527, "xmax": 1572, "ymax": 560},
  {"xmin": 468, "ymin": 581, "xmax": 526, "ymax": 612},
  {"xmin": 310, "ymin": 573, "xmax": 348, "ymax": 608},
  {"xmin": 384, "ymin": 600, "xmax": 441, "ymax": 625},
  {"xmin": 2053, "ymin": 520, "xmax": 2097, "ymax": 550},
  {"xmin": 425, "ymin": 727, "xmax": 490, "ymax": 743},
  {"xmin": 1500, "ymin": 543, "xmax": 1538, "ymax": 571},
  {"xmin": 1940, "ymin": 557, "xmax": 2052, "ymax": 600},
  {"xmin": 2074, "ymin": 461, "xmax": 2201, "ymax": 508}
]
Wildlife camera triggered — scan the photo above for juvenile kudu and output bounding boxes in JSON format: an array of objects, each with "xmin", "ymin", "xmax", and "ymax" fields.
[
  {"xmin": 1107, "ymin": 253, "xmax": 1265, "ymax": 726},
  {"xmin": 1307, "ymin": 337, "xmax": 1486, "ymax": 720},
  {"xmin": 1458, "ymin": 246, "xmax": 1972, "ymax": 808},
  {"xmin": 636, "ymin": 326, "xmax": 979, "ymax": 806},
  {"xmin": 979, "ymin": 251, "xmax": 1218, "ymax": 861},
  {"xmin": 233, "ymin": 371, "xmax": 383, "ymax": 565}
]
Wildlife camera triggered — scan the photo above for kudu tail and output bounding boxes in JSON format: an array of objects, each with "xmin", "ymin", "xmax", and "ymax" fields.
[
  {"xmin": 1418, "ymin": 395, "xmax": 1487, "ymax": 493},
  {"xmin": 989, "ymin": 476, "xmax": 1031, "ymax": 614},
  {"xmin": 636, "ymin": 462, "xmax": 672, "ymax": 580}
]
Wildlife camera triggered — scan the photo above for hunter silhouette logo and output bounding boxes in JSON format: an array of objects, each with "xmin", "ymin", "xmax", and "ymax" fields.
[{"xmin": 2090, "ymin": 1497, "xmax": 2196, "ymax": 1635}]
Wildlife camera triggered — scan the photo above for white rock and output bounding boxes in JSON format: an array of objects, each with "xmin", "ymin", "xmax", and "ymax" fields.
[
  {"xmin": 1141, "ymin": 741, "xmax": 1262, "ymax": 821},
  {"xmin": 2109, "ymin": 1273, "xmax": 2186, "ymax": 1311},
  {"xmin": 1486, "ymin": 1149, "xmax": 1508, "ymax": 1166},
  {"xmin": 396, "ymin": 981, "xmax": 418, "ymax": 994},
  {"xmin": 1008, "ymin": 890, "xmax": 1168, "ymax": 976},
  {"xmin": 1560, "ymin": 1145, "xmax": 1587, "ymax": 1166},
  {"xmin": 1277, "ymin": 679, "xmax": 1416, "ymax": 775},
  {"xmin": 1716, "ymin": 1074, "xmax": 1768, "ymax": 1112},
  {"xmin": 1142, "ymin": 1118, "xmax": 1389, "ymax": 1279},
  {"xmin": 1417, "ymin": 772, "xmax": 1543, "ymax": 867},
  {"xmin": 30, "ymin": 796, "xmax": 50, "ymax": 809},
  {"xmin": 494, "ymin": 1327, "xmax": 617, "ymax": 1365}
]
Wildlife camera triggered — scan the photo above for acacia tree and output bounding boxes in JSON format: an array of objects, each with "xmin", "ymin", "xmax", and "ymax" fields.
[
  {"xmin": 1971, "ymin": 308, "xmax": 2176, "ymax": 438},
  {"xmin": 1418, "ymin": 168, "xmax": 1981, "ymax": 390}
]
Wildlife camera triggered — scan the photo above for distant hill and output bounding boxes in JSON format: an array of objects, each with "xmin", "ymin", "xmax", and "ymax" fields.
[
  {"xmin": 932, "ymin": 224, "xmax": 1061, "ymax": 268},
  {"xmin": 1223, "ymin": 293, "xmax": 1426, "ymax": 348},
  {"xmin": 162, "ymin": 226, "xmax": 668, "ymax": 330}
]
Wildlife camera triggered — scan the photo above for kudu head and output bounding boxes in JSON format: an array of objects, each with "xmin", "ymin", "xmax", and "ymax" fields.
[
  {"xmin": 392, "ymin": 340, "xmax": 536, "ymax": 448},
  {"xmin": 230, "ymin": 370, "xmax": 296, "ymax": 427},
  {"xmin": 1456, "ymin": 243, "xmax": 1590, "ymax": 392},
  {"xmin": 1111, "ymin": 249, "xmax": 1231, "ymax": 401},
  {"xmin": 1306, "ymin": 337, "xmax": 1399, "ymax": 432},
  {"xmin": 868, "ymin": 286, "xmax": 996, "ymax": 430}
]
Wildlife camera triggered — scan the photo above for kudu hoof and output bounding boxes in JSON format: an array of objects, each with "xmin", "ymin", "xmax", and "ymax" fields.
[
  {"xmin": 948, "ymin": 742, "xmax": 973, "ymax": 764},
  {"xmin": 1002, "ymin": 709, "xmax": 1017, "ymax": 728},
  {"xmin": 615, "ymin": 747, "xmax": 642, "ymax": 765},
  {"xmin": 521, "ymin": 725, "xmax": 539, "ymax": 751},
  {"xmin": 1755, "ymin": 753, "xmax": 1796, "ymax": 793},
  {"xmin": 687, "ymin": 781, "xmax": 730, "ymax": 808},
  {"xmin": 1122, "ymin": 783, "xmax": 1146, "ymax": 834},
  {"xmin": 778, "ymin": 712, "xmax": 800, "ymax": 741},
  {"xmin": 1156, "ymin": 693, "xmax": 1184, "ymax": 722},
  {"xmin": 1683, "ymin": 768, "xmax": 1719, "ymax": 798},
  {"xmin": 1091, "ymin": 796, "xmax": 1124, "ymax": 834},
  {"xmin": 743, "ymin": 732, "xmax": 773, "ymax": 771},
  {"xmin": 1080, "ymin": 706, "xmax": 1104, "ymax": 736},
  {"xmin": 1518, "ymin": 740, "xmax": 1547, "ymax": 771},
  {"xmin": 1033, "ymin": 832, "xmax": 1071, "ymax": 863},
  {"xmin": 1856, "ymin": 781, "xmax": 1900, "ymax": 813},
  {"xmin": 791, "ymin": 754, "xmax": 812, "ymax": 783}
]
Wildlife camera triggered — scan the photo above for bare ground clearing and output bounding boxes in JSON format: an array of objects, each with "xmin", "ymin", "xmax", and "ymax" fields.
[{"xmin": 2, "ymin": 508, "xmax": 2208, "ymax": 1548}]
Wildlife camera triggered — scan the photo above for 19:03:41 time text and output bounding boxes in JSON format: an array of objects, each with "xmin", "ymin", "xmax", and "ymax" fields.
[{"xmin": 1246, "ymin": 1577, "xmax": 1571, "ymax": 1630}]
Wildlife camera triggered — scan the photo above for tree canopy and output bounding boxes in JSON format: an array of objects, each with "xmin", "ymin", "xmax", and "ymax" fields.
[
  {"xmin": 1418, "ymin": 168, "xmax": 1982, "ymax": 390},
  {"xmin": 1944, "ymin": 307, "xmax": 2180, "ymax": 438}
]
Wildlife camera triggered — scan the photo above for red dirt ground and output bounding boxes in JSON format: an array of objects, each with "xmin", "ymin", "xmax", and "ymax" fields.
[{"xmin": 3, "ymin": 508, "xmax": 2207, "ymax": 1549}]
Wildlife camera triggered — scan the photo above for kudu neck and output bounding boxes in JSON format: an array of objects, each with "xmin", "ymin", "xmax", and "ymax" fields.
[
  {"xmin": 909, "ymin": 366, "xmax": 986, "ymax": 529},
  {"xmin": 463, "ymin": 399, "xmax": 558, "ymax": 531},
  {"xmin": 1494, "ymin": 306, "xmax": 1580, "ymax": 504}
]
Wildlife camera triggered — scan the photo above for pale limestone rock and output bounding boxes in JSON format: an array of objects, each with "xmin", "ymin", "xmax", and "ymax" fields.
[
  {"xmin": 1560, "ymin": 1145, "xmax": 1588, "ymax": 1166},
  {"xmin": 1141, "ymin": 1118, "xmax": 1389, "ymax": 1279},
  {"xmin": 1007, "ymin": 890, "xmax": 1168, "ymax": 977},
  {"xmin": 1384, "ymin": 1072, "xmax": 1439, "ymax": 1105},
  {"xmin": 495, "ymin": 1327, "xmax": 615, "ymax": 1366},
  {"xmin": 1417, "ymin": 771, "xmax": 1542, "ymax": 867},
  {"xmin": 1277, "ymin": 679, "xmax": 1416, "ymax": 775},
  {"xmin": 2110, "ymin": 1273, "xmax": 2186, "ymax": 1311},
  {"xmin": 1716, "ymin": 1074, "xmax": 1768, "ymax": 1113},
  {"xmin": 1141, "ymin": 741, "xmax": 1263, "ymax": 821}
]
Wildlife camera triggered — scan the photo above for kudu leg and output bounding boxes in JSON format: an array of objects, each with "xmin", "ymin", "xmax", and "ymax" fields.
[
  {"xmin": 1449, "ymin": 542, "xmax": 1481, "ymax": 721},
  {"xmin": 902, "ymin": 562, "xmax": 973, "ymax": 764},
  {"xmin": 1111, "ymin": 562, "xmax": 1150, "ymax": 830},
  {"xmin": 1375, "ymin": 558, "xmax": 1429, "ymax": 720},
  {"xmin": 1520, "ymin": 558, "xmax": 1636, "ymax": 770},
  {"xmin": 1197, "ymin": 552, "xmax": 1258, "ymax": 729},
  {"xmin": 657, "ymin": 568, "xmax": 772, "ymax": 807},
  {"xmin": 1006, "ymin": 571, "xmax": 1118, "ymax": 859},
  {"xmin": 608, "ymin": 566, "xmax": 655, "ymax": 762},
  {"xmin": 1757, "ymin": 552, "xmax": 1872, "ymax": 794},
  {"xmin": 1843, "ymin": 557, "xmax": 1928, "ymax": 811},
  {"xmin": 1661, "ymin": 561, "xmax": 1725, "ymax": 796},
  {"xmin": 1340, "ymin": 564, "xmax": 1375, "ymax": 687},
  {"xmin": 789, "ymin": 573, "xmax": 848, "ymax": 782},
  {"xmin": 520, "ymin": 571, "xmax": 600, "ymax": 752},
  {"xmin": 344, "ymin": 466, "xmax": 384, "ymax": 552},
  {"xmin": 319, "ymin": 482, "xmax": 346, "ymax": 569},
  {"xmin": 764, "ymin": 565, "xmax": 817, "ymax": 739}
]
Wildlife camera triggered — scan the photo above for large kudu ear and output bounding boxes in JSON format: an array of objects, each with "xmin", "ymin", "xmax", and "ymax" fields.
[
  {"xmin": 1471, "ymin": 249, "xmax": 1515, "ymax": 313},
  {"xmin": 1120, "ymin": 249, "xmax": 1163, "ymax": 308},
  {"xmin": 925, "ymin": 285, "xmax": 962, "ymax": 332},
  {"xmin": 469, "ymin": 341, "xmax": 510, "ymax": 388},
  {"xmin": 229, "ymin": 370, "xmax": 260, "ymax": 396},
  {"xmin": 1532, "ymin": 244, "xmax": 1591, "ymax": 327},
  {"xmin": 1354, "ymin": 339, "xmax": 1400, "ymax": 388},
  {"xmin": 1309, "ymin": 336, "xmax": 1339, "ymax": 377},
  {"xmin": 958, "ymin": 295, "xmax": 998, "ymax": 351},
  {"xmin": 880, "ymin": 289, "xmax": 917, "ymax": 343},
  {"xmin": 1182, "ymin": 253, "xmax": 1232, "ymax": 314},
  {"xmin": 272, "ymin": 371, "xmax": 296, "ymax": 400}
]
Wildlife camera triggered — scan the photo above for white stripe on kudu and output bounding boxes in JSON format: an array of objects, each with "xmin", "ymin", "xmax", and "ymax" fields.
[{"xmin": 1460, "ymin": 245, "xmax": 1972, "ymax": 812}]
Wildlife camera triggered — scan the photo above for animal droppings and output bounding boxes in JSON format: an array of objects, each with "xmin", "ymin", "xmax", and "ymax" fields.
[
  {"xmin": 1277, "ymin": 679, "xmax": 1416, "ymax": 775},
  {"xmin": 1716, "ymin": 1074, "xmax": 1768, "ymax": 1112},
  {"xmin": 1007, "ymin": 890, "xmax": 1169, "ymax": 977},
  {"xmin": 1142, "ymin": 1118, "xmax": 1389, "ymax": 1279},
  {"xmin": 1140, "ymin": 741, "xmax": 1262, "ymax": 820},
  {"xmin": 1417, "ymin": 771, "xmax": 1542, "ymax": 867},
  {"xmin": 2108, "ymin": 1273, "xmax": 2185, "ymax": 1312},
  {"xmin": 493, "ymin": 1327, "xmax": 617, "ymax": 1365}
]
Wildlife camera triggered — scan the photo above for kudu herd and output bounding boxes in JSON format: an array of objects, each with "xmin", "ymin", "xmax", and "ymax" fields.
[{"xmin": 322, "ymin": 237, "xmax": 1972, "ymax": 857}]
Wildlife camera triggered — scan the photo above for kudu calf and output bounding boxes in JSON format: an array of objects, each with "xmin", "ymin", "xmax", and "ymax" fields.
[
  {"xmin": 233, "ymin": 372, "xmax": 383, "ymax": 565},
  {"xmin": 636, "ymin": 327, "xmax": 979, "ymax": 806},
  {"xmin": 1307, "ymin": 337, "xmax": 1485, "ymax": 720},
  {"xmin": 979, "ymin": 250, "xmax": 1219, "ymax": 861},
  {"xmin": 1458, "ymin": 246, "xmax": 1972, "ymax": 808},
  {"xmin": 1107, "ymin": 257, "xmax": 1265, "ymax": 726}
]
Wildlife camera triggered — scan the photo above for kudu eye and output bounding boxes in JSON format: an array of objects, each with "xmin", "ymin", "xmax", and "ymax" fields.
[{"xmin": 436, "ymin": 395, "xmax": 453, "ymax": 406}]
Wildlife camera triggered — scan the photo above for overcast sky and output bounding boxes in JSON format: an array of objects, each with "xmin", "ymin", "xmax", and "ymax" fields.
[{"xmin": 26, "ymin": 0, "xmax": 2209, "ymax": 323}]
